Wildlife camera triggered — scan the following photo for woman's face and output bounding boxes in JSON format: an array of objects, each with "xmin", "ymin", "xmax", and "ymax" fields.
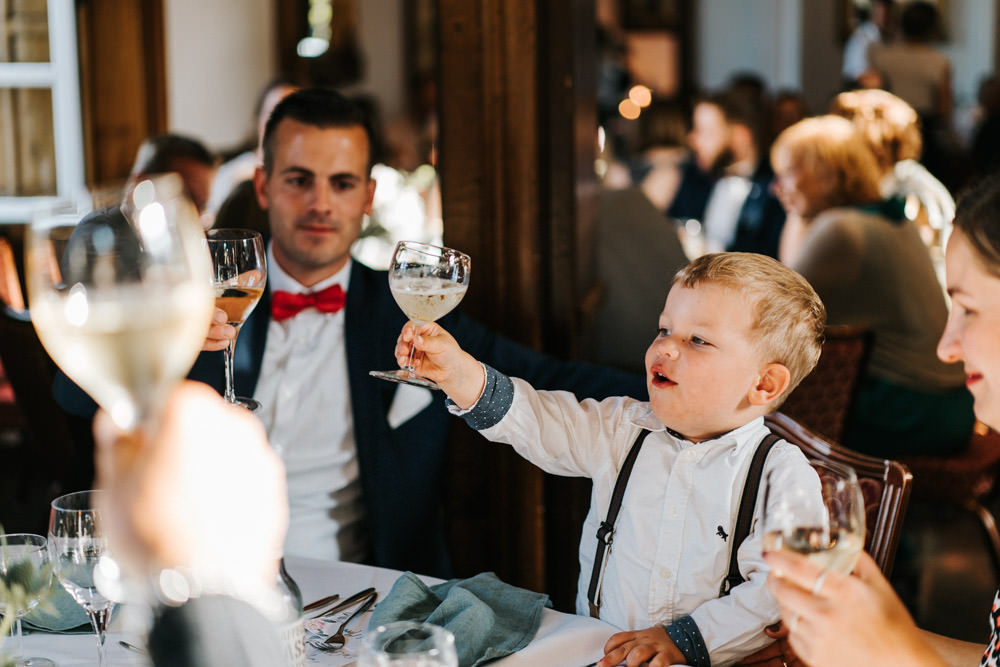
[
  {"xmin": 937, "ymin": 229, "xmax": 1000, "ymax": 429},
  {"xmin": 771, "ymin": 148, "xmax": 838, "ymax": 220}
]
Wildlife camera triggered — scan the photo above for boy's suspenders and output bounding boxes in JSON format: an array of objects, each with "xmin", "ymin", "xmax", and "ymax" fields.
[
  {"xmin": 586, "ymin": 428, "xmax": 781, "ymax": 619},
  {"xmin": 720, "ymin": 432, "xmax": 781, "ymax": 596},
  {"xmin": 588, "ymin": 429, "xmax": 651, "ymax": 618}
]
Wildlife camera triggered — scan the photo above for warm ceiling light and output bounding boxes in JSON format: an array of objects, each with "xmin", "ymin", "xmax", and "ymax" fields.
[
  {"xmin": 629, "ymin": 85, "xmax": 652, "ymax": 108},
  {"xmin": 618, "ymin": 98, "xmax": 640, "ymax": 120}
]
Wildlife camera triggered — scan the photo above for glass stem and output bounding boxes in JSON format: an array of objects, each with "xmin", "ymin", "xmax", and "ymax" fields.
[
  {"xmin": 89, "ymin": 608, "xmax": 110, "ymax": 667},
  {"xmin": 11, "ymin": 615, "xmax": 22, "ymax": 662},
  {"xmin": 223, "ymin": 334, "xmax": 238, "ymax": 403},
  {"xmin": 404, "ymin": 339, "xmax": 417, "ymax": 374}
]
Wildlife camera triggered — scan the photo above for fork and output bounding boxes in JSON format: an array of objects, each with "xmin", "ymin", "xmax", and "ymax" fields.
[{"xmin": 313, "ymin": 591, "xmax": 378, "ymax": 651}]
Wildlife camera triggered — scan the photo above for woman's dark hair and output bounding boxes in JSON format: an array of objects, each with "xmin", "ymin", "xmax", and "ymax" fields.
[
  {"xmin": 953, "ymin": 173, "xmax": 1000, "ymax": 276},
  {"xmin": 900, "ymin": 1, "xmax": 939, "ymax": 42}
]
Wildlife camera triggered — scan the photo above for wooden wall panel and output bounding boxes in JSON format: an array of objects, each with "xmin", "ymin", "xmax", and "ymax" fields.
[
  {"xmin": 76, "ymin": 0, "xmax": 166, "ymax": 188},
  {"xmin": 437, "ymin": 0, "xmax": 598, "ymax": 608}
]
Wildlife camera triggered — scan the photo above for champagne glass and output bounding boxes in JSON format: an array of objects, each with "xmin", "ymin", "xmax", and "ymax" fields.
[
  {"xmin": 25, "ymin": 175, "xmax": 214, "ymax": 433},
  {"xmin": 762, "ymin": 459, "xmax": 866, "ymax": 575},
  {"xmin": 369, "ymin": 241, "xmax": 471, "ymax": 389},
  {"xmin": 0, "ymin": 534, "xmax": 54, "ymax": 667},
  {"xmin": 360, "ymin": 621, "xmax": 458, "ymax": 667},
  {"xmin": 205, "ymin": 228, "xmax": 267, "ymax": 412},
  {"xmin": 48, "ymin": 491, "xmax": 115, "ymax": 667}
]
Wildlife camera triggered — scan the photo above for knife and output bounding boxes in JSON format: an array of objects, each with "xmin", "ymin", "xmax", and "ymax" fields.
[
  {"xmin": 303, "ymin": 593, "xmax": 340, "ymax": 613},
  {"xmin": 309, "ymin": 585, "xmax": 377, "ymax": 619}
]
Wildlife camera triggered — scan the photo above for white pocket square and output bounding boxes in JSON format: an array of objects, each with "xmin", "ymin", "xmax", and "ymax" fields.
[{"xmin": 387, "ymin": 384, "xmax": 434, "ymax": 428}]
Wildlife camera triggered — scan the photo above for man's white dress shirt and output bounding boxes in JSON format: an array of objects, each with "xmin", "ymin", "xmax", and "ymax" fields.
[
  {"xmin": 253, "ymin": 245, "xmax": 368, "ymax": 562},
  {"xmin": 478, "ymin": 378, "xmax": 815, "ymax": 667}
]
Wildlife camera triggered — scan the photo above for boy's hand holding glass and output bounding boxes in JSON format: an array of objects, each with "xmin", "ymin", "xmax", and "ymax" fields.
[{"xmin": 394, "ymin": 321, "xmax": 485, "ymax": 409}]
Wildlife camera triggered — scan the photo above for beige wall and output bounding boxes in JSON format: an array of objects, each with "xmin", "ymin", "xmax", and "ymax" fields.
[{"xmin": 164, "ymin": 0, "xmax": 406, "ymax": 153}]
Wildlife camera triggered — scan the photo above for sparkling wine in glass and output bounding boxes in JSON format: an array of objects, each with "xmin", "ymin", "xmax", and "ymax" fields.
[
  {"xmin": 0, "ymin": 534, "xmax": 54, "ymax": 667},
  {"xmin": 48, "ymin": 491, "xmax": 115, "ymax": 667},
  {"xmin": 370, "ymin": 241, "xmax": 470, "ymax": 389},
  {"xmin": 360, "ymin": 621, "xmax": 458, "ymax": 667},
  {"xmin": 761, "ymin": 459, "xmax": 866, "ymax": 575},
  {"xmin": 206, "ymin": 228, "xmax": 267, "ymax": 411},
  {"xmin": 25, "ymin": 175, "xmax": 215, "ymax": 433}
]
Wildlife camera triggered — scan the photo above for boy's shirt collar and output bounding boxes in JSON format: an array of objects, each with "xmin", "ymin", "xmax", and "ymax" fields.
[{"xmin": 627, "ymin": 403, "xmax": 766, "ymax": 449}]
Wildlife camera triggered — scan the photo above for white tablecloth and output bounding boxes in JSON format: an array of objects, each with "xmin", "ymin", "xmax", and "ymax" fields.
[{"xmin": 18, "ymin": 556, "xmax": 617, "ymax": 666}]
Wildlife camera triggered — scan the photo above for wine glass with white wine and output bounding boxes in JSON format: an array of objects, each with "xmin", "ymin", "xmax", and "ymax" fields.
[
  {"xmin": 0, "ymin": 534, "xmax": 54, "ymax": 667},
  {"xmin": 761, "ymin": 459, "xmax": 866, "ymax": 576},
  {"xmin": 370, "ymin": 241, "xmax": 471, "ymax": 389},
  {"xmin": 47, "ymin": 491, "xmax": 114, "ymax": 667},
  {"xmin": 205, "ymin": 228, "xmax": 267, "ymax": 411},
  {"xmin": 25, "ymin": 174, "xmax": 214, "ymax": 433}
]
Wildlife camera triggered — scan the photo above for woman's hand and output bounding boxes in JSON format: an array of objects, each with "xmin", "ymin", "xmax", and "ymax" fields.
[{"xmin": 764, "ymin": 550, "xmax": 946, "ymax": 667}]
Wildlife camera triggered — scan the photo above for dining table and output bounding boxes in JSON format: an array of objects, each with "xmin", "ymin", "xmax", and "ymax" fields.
[{"xmin": 17, "ymin": 555, "xmax": 620, "ymax": 665}]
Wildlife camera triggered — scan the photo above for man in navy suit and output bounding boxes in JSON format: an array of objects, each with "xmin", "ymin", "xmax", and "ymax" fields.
[{"xmin": 59, "ymin": 88, "xmax": 644, "ymax": 578}]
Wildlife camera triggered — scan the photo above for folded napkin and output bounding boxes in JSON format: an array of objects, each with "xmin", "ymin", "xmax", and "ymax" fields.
[
  {"xmin": 21, "ymin": 579, "xmax": 93, "ymax": 633},
  {"xmin": 369, "ymin": 571, "xmax": 551, "ymax": 667}
]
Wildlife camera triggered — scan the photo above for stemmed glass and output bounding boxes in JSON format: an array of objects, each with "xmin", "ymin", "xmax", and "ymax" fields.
[
  {"xmin": 369, "ymin": 241, "xmax": 471, "ymax": 389},
  {"xmin": 206, "ymin": 228, "xmax": 267, "ymax": 411},
  {"xmin": 360, "ymin": 621, "xmax": 458, "ymax": 667},
  {"xmin": 761, "ymin": 459, "xmax": 866, "ymax": 575},
  {"xmin": 25, "ymin": 174, "xmax": 214, "ymax": 433},
  {"xmin": 0, "ymin": 534, "xmax": 54, "ymax": 667},
  {"xmin": 48, "ymin": 491, "xmax": 115, "ymax": 667}
]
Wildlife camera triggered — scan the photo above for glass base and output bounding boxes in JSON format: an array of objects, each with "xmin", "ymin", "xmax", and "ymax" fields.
[
  {"xmin": 231, "ymin": 396, "xmax": 261, "ymax": 413},
  {"xmin": 369, "ymin": 369, "xmax": 441, "ymax": 390}
]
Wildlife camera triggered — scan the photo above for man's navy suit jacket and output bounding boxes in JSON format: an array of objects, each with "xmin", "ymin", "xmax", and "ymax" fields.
[{"xmin": 56, "ymin": 260, "xmax": 646, "ymax": 578}]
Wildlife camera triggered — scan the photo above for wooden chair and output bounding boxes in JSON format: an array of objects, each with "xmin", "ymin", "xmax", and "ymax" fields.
[
  {"xmin": 779, "ymin": 324, "xmax": 874, "ymax": 444},
  {"xmin": 901, "ymin": 423, "xmax": 1000, "ymax": 580},
  {"xmin": 765, "ymin": 412, "xmax": 913, "ymax": 576}
]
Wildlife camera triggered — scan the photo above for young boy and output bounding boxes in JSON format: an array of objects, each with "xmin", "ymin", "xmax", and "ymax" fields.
[{"xmin": 395, "ymin": 252, "xmax": 826, "ymax": 667}]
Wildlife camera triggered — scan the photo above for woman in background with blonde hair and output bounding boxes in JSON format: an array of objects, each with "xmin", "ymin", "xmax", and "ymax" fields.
[
  {"xmin": 830, "ymin": 88, "xmax": 954, "ymax": 276},
  {"xmin": 771, "ymin": 115, "xmax": 973, "ymax": 458}
]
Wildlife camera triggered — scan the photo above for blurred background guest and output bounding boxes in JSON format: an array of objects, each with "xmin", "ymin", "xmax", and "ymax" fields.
[
  {"xmin": 829, "ymin": 88, "xmax": 954, "ymax": 280},
  {"xmin": 129, "ymin": 133, "xmax": 218, "ymax": 224},
  {"xmin": 868, "ymin": 0, "xmax": 959, "ymax": 189},
  {"xmin": 771, "ymin": 115, "xmax": 974, "ymax": 458},
  {"xmin": 841, "ymin": 0, "xmax": 894, "ymax": 89}
]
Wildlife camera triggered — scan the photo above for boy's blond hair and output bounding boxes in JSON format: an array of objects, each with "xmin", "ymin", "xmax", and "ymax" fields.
[{"xmin": 674, "ymin": 252, "xmax": 826, "ymax": 406}]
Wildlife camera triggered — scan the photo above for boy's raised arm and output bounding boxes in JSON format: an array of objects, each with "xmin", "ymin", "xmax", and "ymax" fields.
[{"xmin": 396, "ymin": 321, "xmax": 487, "ymax": 409}]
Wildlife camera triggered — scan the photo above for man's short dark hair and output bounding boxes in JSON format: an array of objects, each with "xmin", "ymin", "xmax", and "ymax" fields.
[
  {"xmin": 261, "ymin": 87, "xmax": 378, "ymax": 176},
  {"xmin": 130, "ymin": 133, "xmax": 216, "ymax": 177}
]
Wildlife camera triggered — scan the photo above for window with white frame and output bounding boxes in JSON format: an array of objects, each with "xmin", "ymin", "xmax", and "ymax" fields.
[{"xmin": 0, "ymin": 0, "xmax": 84, "ymax": 223}]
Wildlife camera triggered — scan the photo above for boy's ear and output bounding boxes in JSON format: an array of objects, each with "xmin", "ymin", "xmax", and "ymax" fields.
[{"xmin": 749, "ymin": 363, "xmax": 791, "ymax": 406}]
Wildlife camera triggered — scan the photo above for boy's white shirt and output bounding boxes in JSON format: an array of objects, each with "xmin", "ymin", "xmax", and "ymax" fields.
[{"xmin": 478, "ymin": 377, "xmax": 815, "ymax": 667}]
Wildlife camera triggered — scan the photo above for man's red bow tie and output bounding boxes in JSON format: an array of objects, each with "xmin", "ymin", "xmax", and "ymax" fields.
[{"xmin": 271, "ymin": 284, "xmax": 346, "ymax": 322}]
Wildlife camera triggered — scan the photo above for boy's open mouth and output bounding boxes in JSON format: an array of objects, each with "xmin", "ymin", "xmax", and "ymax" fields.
[{"xmin": 651, "ymin": 369, "xmax": 675, "ymax": 387}]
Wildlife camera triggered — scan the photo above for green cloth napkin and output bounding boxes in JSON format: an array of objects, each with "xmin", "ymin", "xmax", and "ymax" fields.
[
  {"xmin": 21, "ymin": 579, "xmax": 92, "ymax": 633},
  {"xmin": 368, "ymin": 571, "xmax": 550, "ymax": 667}
]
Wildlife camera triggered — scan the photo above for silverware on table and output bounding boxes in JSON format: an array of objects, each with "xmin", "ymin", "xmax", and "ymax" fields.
[
  {"xmin": 304, "ymin": 592, "xmax": 341, "ymax": 613},
  {"xmin": 119, "ymin": 640, "xmax": 147, "ymax": 655},
  {"xmin": 309, "ymin": 585, "xmax": 376, "ymax": 619},
  {"xmin": 312, "ymin": 590, "xmax": 378, "ymax": 651}
]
